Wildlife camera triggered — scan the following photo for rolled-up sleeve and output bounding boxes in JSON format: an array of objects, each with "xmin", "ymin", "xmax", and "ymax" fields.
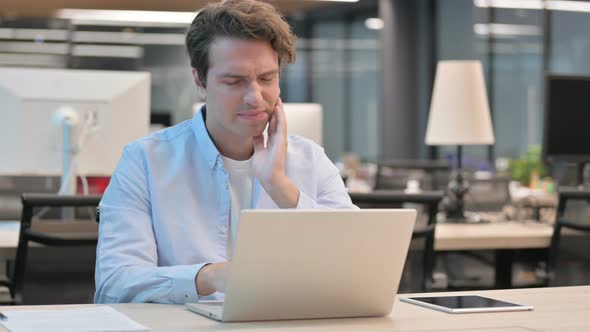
[
  {"xmin": 296, "ymin": 146, "xmax": 358, "ymax": 210},
  {"xmin": 94, "ymin": 144, "xmax": 206, "ymax": 304}
]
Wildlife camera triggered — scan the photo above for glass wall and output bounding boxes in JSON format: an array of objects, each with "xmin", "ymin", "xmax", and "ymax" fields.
[
  {"xmin": 12, "ymin": 0, "xmax": 589, "ymax": 164},
  {"xmin": 436, "ymin": 0, "xmax": 491, "ymax": 166},
  {"xmin": 349, "ymin": 15, "xmax": 381, "ymax": 162},
  {"xmin": 303, "ymin": 16, "xmax": 381, "ymax": 161},
  {"xmin": 436, "ymin": 0, "xmax": 590, "ymax": 164},
  {"xmin": 284, "ymin": 4, "xmax": 381, "ymax": 162},
  {"xmin": 0, "ymin": 2, "xmax": 381, "ymax": 163},
  {"xmin": 310, "ymin": 21, "xmax": 348, "ymax": 161},
  {"xmin": 488, "ymin": 6, "xmax": 544, "ymax": 159},
  {"xmin": 550, "ymin": 10, "xmax": 590, "ymax": 75},
  {"xmin": 0, "ymin": 19, "xmax": 197, "ymax": 127}
]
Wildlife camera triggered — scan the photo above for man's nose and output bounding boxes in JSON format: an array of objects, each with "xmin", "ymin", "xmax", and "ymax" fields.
[{"xmin": 244, "ymin": 81, "xmax": 263, "ymax": 105}]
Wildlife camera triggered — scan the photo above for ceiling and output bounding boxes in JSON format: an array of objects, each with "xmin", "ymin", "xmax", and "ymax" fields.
[{"xmin": 0, "ymin": 0, "xmax": 336, "ymax": 17}]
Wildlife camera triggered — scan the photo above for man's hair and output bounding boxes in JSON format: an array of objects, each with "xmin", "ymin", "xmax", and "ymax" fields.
[{"xmin": 185, "ymin": 0, "xmax": 296, "ymax": 87}]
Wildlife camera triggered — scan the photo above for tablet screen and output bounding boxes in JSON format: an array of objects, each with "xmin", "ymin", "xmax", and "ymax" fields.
[
  {"xmin": 401, "ymin": 295, "xmax": 533, "ymax": 313},
  {"xmin": 408, "ymin": 295, "xmax": 520, "ymax": 309}
]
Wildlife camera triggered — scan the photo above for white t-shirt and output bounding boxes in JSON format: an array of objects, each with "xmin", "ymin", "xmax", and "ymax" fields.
[{"xmin": 221, "ymin": 155, "xmax": 254, "ymax": 259}]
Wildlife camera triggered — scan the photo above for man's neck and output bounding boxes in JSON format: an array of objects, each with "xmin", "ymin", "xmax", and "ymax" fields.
[
  {"xmin": 203, "ymin": 109, "xmax": 254, "ymax": 161},
  {"xmin": 215, "ymin": 138, "xmax": 254, "ymax": 161}
]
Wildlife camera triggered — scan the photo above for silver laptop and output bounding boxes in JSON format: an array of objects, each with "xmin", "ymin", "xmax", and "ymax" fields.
[{"xmin": 185, "ymin": 209, "xmax": 417, "ymax": 322}]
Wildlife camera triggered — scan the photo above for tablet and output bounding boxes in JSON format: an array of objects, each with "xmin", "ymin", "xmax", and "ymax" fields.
[{"xmin": 400, "ymin": 295, "xmax": 534, "ymax": 314}]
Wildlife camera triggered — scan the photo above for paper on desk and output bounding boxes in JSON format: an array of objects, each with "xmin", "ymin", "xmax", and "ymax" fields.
[{"xmin": 0, "ymin": 306, "xmax": 148, "ymax": 332}]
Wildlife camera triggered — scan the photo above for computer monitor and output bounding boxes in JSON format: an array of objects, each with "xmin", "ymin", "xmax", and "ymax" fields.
[
  {"xmin": 282, "ymin": 103, "xmax": 323, "ymax": 146},
  {"xmin": 0, "ymin": 67, "xmax": 150, "ymax": 181},
  {"xmin": 193, "ymin": 102, "xmax": 323, "ymax": 146},
  {"xmin": 543, "ymin": 75, "xmax": 590, "ymax": 163}
]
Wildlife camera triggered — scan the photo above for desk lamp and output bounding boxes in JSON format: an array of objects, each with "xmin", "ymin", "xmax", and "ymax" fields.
[{"xmin": 425, "ymin": 60, "xmax": 495, "ymax": 222}]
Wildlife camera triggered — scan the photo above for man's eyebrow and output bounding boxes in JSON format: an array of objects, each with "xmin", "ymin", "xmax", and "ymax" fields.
[
  {"xmin": 259, "ymin": 69, "xmax": 279, "ymax": 76},
  {"xmin": 217, "ymin": 73, "xmax": 247, "ymax": 79},
  {"xmin": 217, "ymin": 69, "xmax": 279, "ymax": 79}
]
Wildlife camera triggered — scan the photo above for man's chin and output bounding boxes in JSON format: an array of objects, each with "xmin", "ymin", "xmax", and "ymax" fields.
[
  {"xmin": 252, "ymin": 128, "xmax": 267, "ymax": 138},
  {"xmin": 239, "ymin": 125, "xmax": 267, "ymax": 139}
]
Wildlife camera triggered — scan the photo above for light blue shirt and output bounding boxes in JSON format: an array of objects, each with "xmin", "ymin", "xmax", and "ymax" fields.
[{"xmin": 94, "ymin": 108, "xmax": 356, "ymax": 304}]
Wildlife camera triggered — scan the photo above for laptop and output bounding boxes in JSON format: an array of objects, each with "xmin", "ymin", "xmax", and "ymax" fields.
[{"xmin": 185, "ymin": 209, "xmax": 417, "ymax": 322}]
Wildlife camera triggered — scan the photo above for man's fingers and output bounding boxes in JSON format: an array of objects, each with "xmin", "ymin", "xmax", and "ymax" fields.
[
  {"xmin": 276, "ymin": 98, "xmax": 286, "ymax": 129},
  {"xmin": 268, "ymin": 97, "xmax": 284, "ymax": 135},
  {"xmin": 268, "ymin": 106, "xmax": 279, "ymax": 135}
]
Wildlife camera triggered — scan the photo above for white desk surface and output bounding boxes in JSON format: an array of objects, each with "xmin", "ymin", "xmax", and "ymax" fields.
[
  {"xmin": 435, "ymin": 221, "xmax": 556, "ymax": 251},
  {"xmin": 0, "ymin": 286, "xmax": 588, "ymax": 332},
  {"xmin": 0, "ymin": 222, "xmax": 18, "ymax": 248},
  {"xmin": 0, "ymin": 222, "xmax": 18, "ymax": 260}
]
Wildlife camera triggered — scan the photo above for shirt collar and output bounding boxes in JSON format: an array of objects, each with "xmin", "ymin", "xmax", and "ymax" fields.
[{"xmin": 192, "ymin": 105, "xmax": 222, "ymax": 170}]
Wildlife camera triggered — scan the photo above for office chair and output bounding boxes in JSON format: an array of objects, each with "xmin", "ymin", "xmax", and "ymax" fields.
[
  {"xmin": 542, "ymin": 188, "xmax": 590, "ymax": 286},
  {"xmin": 440, "ymin": 174, "xmax": 512, "ymax": 290},
  {"xmin": 349, "ymin": 190, "xmax": 443, "ymax": 291},
  {"xmin": 464, "ymin": 175, "xmax": 512, "ymax": 213},
  {"xmin": 373, "ymin": 159, "xmax": 451, "ymax": 191},
  {"xmin": 0, "ymin": 193, "xmax": 101, "ymax": 305}
]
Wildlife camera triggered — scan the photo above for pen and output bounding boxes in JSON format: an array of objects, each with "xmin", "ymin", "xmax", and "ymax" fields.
[{"xmin": 0, "ymin": 312, "xmax": 6, "ymax": 320}]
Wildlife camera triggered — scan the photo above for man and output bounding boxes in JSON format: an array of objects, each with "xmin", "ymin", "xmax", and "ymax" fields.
[{"xmin": 94, "ymin": 0, "xmax": 356, "ymax": 304}]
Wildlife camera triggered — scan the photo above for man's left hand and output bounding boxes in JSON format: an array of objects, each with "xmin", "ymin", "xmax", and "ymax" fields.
[{"xmin": 252, "ymin": 98, "xmax": 300, "ymax": 208}]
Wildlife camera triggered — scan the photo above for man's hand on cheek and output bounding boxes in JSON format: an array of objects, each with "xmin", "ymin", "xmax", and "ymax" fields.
[{"xmin": 252, "ymin": 98, "xmax": 300, "ymax": 208}]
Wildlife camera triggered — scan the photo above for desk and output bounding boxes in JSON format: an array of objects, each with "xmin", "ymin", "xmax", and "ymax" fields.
[
  {"xmin": 0, "ymin": 220, "xmax": 579, "ymax": 289},
  {"xmin": 0, "ymin": 220, "xmax": 556, "ymax": 289},
  {"xmin": 349, "ymin": 191, "xmax": 558, "ymax": 288},
  {"xmin": 435, "ymin": 221, "xmax": 554, "ymax": 251},
  {"xmin": 0, "ymin": 220, "xmax": 97, "ymax": 248},
  {"xmin": 0, "ymin": 286, "xmax": 588, "ymax": 331},
  {"xmin": 0, "ymin": 222, "xmax": 18, "ymax": 261},
  {"xmin": 435, "ymin": 221, "xmax": 555, "ymax": 289},
  {"xmin": 0, "ymin": 220, "xmax": 97, "ymax": 254},
  {"xmin": 0, "ymin": 220, "xmax": 97, "ymax": 283},
  {"xmin": 3, "ymin": 219, "xmax": 554, "ymax": 253}
]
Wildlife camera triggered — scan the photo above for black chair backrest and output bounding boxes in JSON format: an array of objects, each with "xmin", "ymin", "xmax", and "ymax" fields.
[
  {"xmin": 546, "ymin": 188, "xmax": 590, "ymax": 285},
  {"xmin": 10, "ymin": 193, "xmax": 102, "ymax": 304},
  {"xmin": 349, "ymin": 190, "xmax": 443, "ymax": 291},
  {"xmin": 464, "ymin": 175, "xmax": 511, "ymax": 212},
  {"xmin": 374, "ymin": 160, "xmax": 451, "ymax": 191}
]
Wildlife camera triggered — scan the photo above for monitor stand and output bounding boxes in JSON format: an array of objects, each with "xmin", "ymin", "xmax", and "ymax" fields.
[{"xmin": 55, "ymin": 107, "xmax": 79, "ymax": 221}]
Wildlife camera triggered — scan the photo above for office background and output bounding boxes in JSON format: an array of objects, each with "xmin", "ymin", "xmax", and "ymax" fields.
[
  {"xmin": 0, "ymin": 0, "xmax": 589, "ymax": 305},
  {"xmin": 2, "ymin": 0, "xmax": 590, "ymax": 164}
]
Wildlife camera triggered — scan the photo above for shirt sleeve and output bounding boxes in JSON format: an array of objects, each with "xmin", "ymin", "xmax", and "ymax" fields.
[
  {"xmin": 94, "ymin": 143, "xmax": 207, "ymax": 304},
  {"xmin": 296, "ymin": 145, "xmax": 358, "ymax": 210}
]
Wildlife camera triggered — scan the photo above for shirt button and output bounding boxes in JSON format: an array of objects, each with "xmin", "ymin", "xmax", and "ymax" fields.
[{"xmin": 224, "ymin": 184, "xmax": 229, "ymax": 190}]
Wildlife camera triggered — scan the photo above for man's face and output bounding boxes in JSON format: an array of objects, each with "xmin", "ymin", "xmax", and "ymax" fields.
[{"xmin": 195, "ymin": 37, "xmax": 280, "ymax": 142}]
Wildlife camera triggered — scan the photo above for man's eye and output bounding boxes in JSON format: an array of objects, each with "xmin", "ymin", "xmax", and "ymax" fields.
[
  {"xmin": 224, "ymin": 80, "xmax": 239, "ymax": 85},
  {"xmin": 260, "ymin": 77, "xmax": 273, "ymax": 82}
]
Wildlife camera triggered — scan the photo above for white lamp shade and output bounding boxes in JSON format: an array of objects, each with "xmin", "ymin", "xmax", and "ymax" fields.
[{"xmin": 425, "ymin": 60, "xmax": 495, "ymax": 145}]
